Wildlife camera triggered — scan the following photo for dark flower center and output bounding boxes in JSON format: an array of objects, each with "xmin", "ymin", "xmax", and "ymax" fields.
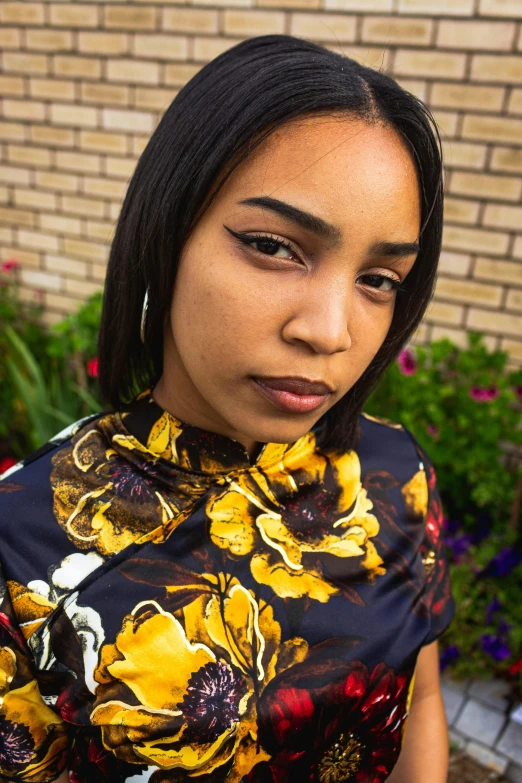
[
  {"xmin": 106, "ymin": 460, "xmax": 158, "ymax": 503},
  {"xmin": 179, "ymin": 661, "xmax": 246, "ymax": 743},
  {"xmin": 282, "ymin": 487, "xmax": 339, "ymax": 541},
  {"xmin": 0, "ymin": 719, "xmax": 34, "ymax": 766},
  {"xmin": 316, "ymin": 731, "xmax": 365, "ymax": 783}
]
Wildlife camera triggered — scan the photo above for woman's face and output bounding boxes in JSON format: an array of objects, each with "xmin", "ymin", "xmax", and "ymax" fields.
[{"xmin": 155, "ymin": 115, "xmax": 421, "ymax": 456}]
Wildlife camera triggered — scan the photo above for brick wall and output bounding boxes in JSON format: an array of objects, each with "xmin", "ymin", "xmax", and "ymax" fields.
[{"xmin": 1, "ymin": 1, "xmax": 521, "ymax": 368}]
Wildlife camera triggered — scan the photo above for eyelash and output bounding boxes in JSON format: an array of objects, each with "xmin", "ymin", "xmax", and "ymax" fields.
[{"xmin": 229, "ymin": 229, "xmax": 407, "ymax": 296}]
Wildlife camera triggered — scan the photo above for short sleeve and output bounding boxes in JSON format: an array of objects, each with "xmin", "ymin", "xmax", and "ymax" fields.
[
  {"xmin": 0, "ymin": 559, "xmax": 70, "ymax": 782},
  {"xmin": 403, "ymin": 431, "xmax": 456, "ymax": 647}
]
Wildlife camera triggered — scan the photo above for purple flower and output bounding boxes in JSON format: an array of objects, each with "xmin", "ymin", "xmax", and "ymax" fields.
[
  {"xmin": 481, "ymin": 634, "xmax": 512, "ymax": 662},
  {"xmin": 476, "ymin": 545, "xmax": 522, "ymax": 579},
  {"xmin": 444, "ymin": 517, "xmax": 461, "ymax": 536},
  {"xmin": 497, "ymin": 618, "xmax": 514, "ymax": 637},
  {"xmin": 447, "ymin": 533, "xmax": 473, "ymax": 563},
  {"xmin": 440, "ymin": 644, "xmax": 460, "ymax": 672},
  {"xmin": 485, "ymin": 385, "xmax": 499, "ymax": 401},
  {"xmin": 485, "ymin": 596, "xmax": 502, "ymax": 625},
  {"xmin": 398, "ymin": 349, "xmax": 417, "ymax": 376}
]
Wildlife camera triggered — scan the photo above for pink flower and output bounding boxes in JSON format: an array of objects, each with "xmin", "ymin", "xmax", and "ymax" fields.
[
  {"xmin": 484, "ymin": 385, "xmax": 499, "ymax": 401},
  {"xmin": 426, "ymin": 423, "xmax": 439, "ymax": 438},
  {"xmin": 0, "ymin": 456, "xmax": 17, "ymax": 474},
  {"xmin": 398, "ymin": 349, "xmax": 417, "ymax": 376},
  {"xmin": 1, "ymin": 259, "xmax": 20, "ymax": 272},
  {"xmin": 86, "ymin": 356, "xmax": 99, "ymax": 378},
  {"xmin": 512, "ymin": 385, "xmax": 522, "ymax": 401},
  {"xmin": 469, "ymin": 385, "xmax": 499, "ymax": 403}
]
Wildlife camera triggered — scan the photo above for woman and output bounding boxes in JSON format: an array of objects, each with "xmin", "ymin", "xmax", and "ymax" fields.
[{"xmin": 0, "ymin": 34, "xmax": 455, "ymax": 783}]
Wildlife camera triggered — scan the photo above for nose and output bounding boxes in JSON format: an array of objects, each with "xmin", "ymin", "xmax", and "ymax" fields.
[{"xmin": 281, "ymin": 275, "xmax": 352, "ymax": 355}]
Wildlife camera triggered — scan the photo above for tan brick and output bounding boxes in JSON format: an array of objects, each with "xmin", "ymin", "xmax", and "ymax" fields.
[
  {"xmin": 50, "ymin": 103, "xmax": 98, "ymax": 128},
  {"xmin": 432, "ymin": 110, "xmax": 458, "ymax": 138},
  {"xmin": 0, "ymin": 226, "xmax": 14, "ymax": 244},
  {"xmin": 1, "ymin": 246, "xmax": 40, "ymax": 268},
  {"xmin": 40, "ymin": 309, "xmax": 63, "ymax": 327},
  {"xmin": 104, "ymin": 6, "xmax": 156, "ymax": 30},
  {"xmin": 25, "ymin": 29, "xmax": 73, "ymax": 52},
  {"xmin": 45, "ymin": 292, "xmax": 85, "ymax": 313},
  {"xmin": 0, "ymin": 75, "xmax": 25, "ymax": 97},
  {"xmin": 162, "ymin": 7, "xmax": 219, "ymax": 33},
  {"xmin": 29, "ymin": 77, "xmax": 76, "ymax": 102},
  {"xmin": 36, "ymin": 170, "xmax": 78, "ymax": 193},
  {"xmin": 109, "ymin": 201, "xmax": 121, "ymax": 221},
  {"xmin": 193, "ymin": 0, "xmax": 250, "ymax": 7},
  {"xmin": 479, "ymin": 0, "xmax": 522, "ymax": 18},
  {"xmin": 14, "ymin": 187, "xmax": 57, "ymax": 211},
  {"xmin": 81, "ymin": 82, "xmax": 130, "ymax": 107},
  {"xmin": 163, "ymin": 63, "xmax": 201, "ymax": 86},
  {"xmin": 78, "ymin": 32, "xmax": 129, "ymax": 56},
  {"xmin": 85, "ymin": 219, "xmax": 115, "ymax": 243},
  {"xmin": 31, "ymin": 124, "xmax": 74, "ymax": 147},
  {"xmin": 0, "ymin": 165, "xmax": 30, "ymax": 186},
  {"xmin": 514, "ymin": 235, "xmax": 522, "ymax": 258},
  {"xmin": 107, "ymin": 59, "xmax": 160, "ymax": 85},
  {"xmin": 61, "ymin": 194, "xmax": 105, "ymax": 218},
  {"xmin": 467, "ymin": 307, "xmax": 522, "ymax": 337},
  {"xmin": 435, "ymin": 276, "xmax": 503, "ymax": 307},
  {"xmin": 398, "ymin": 0, "xmax": 474, "ymax": 13},
  {"xmin": 224, "ymin": 10, "xmax": 285, "ymax": 35},
  {"xmin": 101, "ymin": 108, "xmax": 154, "ymax": 133},
  {"xmin": 7, "ymin": 144, "xmax": 51, "ymax": 168},
  {"xmin": 431, "ymin": 83, "xmax": 504, "ymax": 112},
  {"xmin": 0, "ymin": 122, "xmax": 25, "ymax": 142},
  {"xmin": 3, "ymin": 52, "xmax": 48, "ymax": 75},
  {"xmin": 442, "ymin": 225, "xmax": 510, "ymax": 256},
  {"xmin": 3, "ymin": 99, "xmax": 45, "ymax": 121},
  {"xmin": 472, "ymin": 55, "xmax": 522, "ymax": 83},
  {"xmin": 40, "ymin": 213, "xmax": 82, "ymax": 237},
  {"xmin": 491, "ymin": 147, "xmax": 522, "ymax": 173},
  {"xmin": 506, "ymin": 289, "xmax": 522, "ymax": 312},
  {"xmin": 18, "ymin": 229, "xmax": 59, "ymax": 253},
  {"xmin": 475, "ymin": 257, "xmax": 522, "ymax": 285},
  {"xmin": 105, "ymin": 157, "xmax": 137, "ymax": 180},
  {"xmin": 63, "ymin": 239, "xmax": 109, "ymax": 262},
  {"xmin": 462, "ymin": 114, "xmax": 522, "ymax": 145},
  {"xmin": 500, "ymin": 337, "xmax": 522, "ymax": 362},
  {"xmin": 451, "ymin": 171, "xmax": 522, "ymax": 201},
  {"xmin": 394, "ymin": 50, "xmax": 466, "ymax": 79},
  {"xmin": 45, "ymin": 254, "xmax": 88, "ymax": 278},
  {"xmin": 91, "ymin": 262, "xmax": 108, "ymax": 282},
  {"xmin": 0, "ymin": 3, "xmax": 44, "ymax": 25},
  {"xmin": 49, "ymin": 3, "xmax": 99, "ymax": 27},
  {"xmin": 483, "ymin": 204, "xmax": 522, "ymax": 230},
  {"xmin": 438, "ymin": 250, "xmax": 472, "ymax": 276},
  {"xmin": 193, "ymin": 36, "xmax": 248, "ymax": 62},
  {"xmin": 509, "ymin": 89, "xmax": 522, "ymax": 115},
  {"xmin": 131, "ymin": 135, "xmax": 149, "ymax": 158},
  {"xmin": 83, "ymin": 176, "xmax": 127, "ymax": 201},
  {"xmin": 324, "ymin": 44, "xmax": 393, "ymax": 71},
  {"xmin": 259, "ymin": 0, "xmax": 317, "ymax": 7},
  {"xmin": 133, "ymin": 86, "xmax": 174, "ymax": 111},
  {"xmin": 430, "ymin": 325, "xmax": 471, "ymax": 349},
  {"xmin": 290, "ymin": 12, "xmax": 356, "ymax": 41},
  {"xmin": 53, "ymin": 56, "xmax": 101, "ymax": 80},
  {"xmin": 0, "ymin": 206, "xmax": 35, "ymax": 228},
  {"xmin": 133, "ymin": 34, "xmax": 188, "ymax": 61},
  {"xmin": 442, "ymin": 140, "xmax": 487, "ymax": 170},
  {"xmin": 444, "ymin": 197, "xmax": 480, "ymax": 224},
  {"xmin": 0, "ymin": 27, "xmax": 21, "ymax": 49},
  {"xmin": 324, "ymin": 0, "xmax": 392, "ymax": 9},
  {"xmin": 425, "ymin": 299, "xmax": 464, "ymax": 326},
  {"xmin": 437, "ymin": 20, "xmax": 515, "ymax": 50},
  {"xmin": 20, "ymin": 268, "xmax": 62, "ymax": 292},
  {"xmin": 63, "ymin": 276, "xmax": 103, "ymax": 298},
  {"xmin": 362, "ymin": 16, "xmax": 431, "ymax": 45},
  {"xmin": 56, "ymin": 150, "xmax": 101, "ymax": 174},
  {"xmin": 80, "ymin": 130, "xmax": 127, "ymax": 155},
  {"xmin": 394, "ymin": 78, "xmax": 427, "ymax": 101}
]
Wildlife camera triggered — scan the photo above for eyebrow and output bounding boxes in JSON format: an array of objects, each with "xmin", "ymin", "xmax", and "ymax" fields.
[{"xmin": 237, "ymin": 196, "xmax": 420, "ymax": 258}]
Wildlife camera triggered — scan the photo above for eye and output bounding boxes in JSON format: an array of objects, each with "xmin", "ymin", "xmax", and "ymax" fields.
[
  {"xmin": 358, "ymin": 273, "xmax": 402, "ymax": 295},
  {"xmin": 224, "ymin": 226, "xmax": 303, "ymax": 264}
]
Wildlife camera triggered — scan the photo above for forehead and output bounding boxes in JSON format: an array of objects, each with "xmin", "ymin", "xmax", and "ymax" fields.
[{"xmin": 219, "ymin": 115, "xmax": 421, "ymax": 237}]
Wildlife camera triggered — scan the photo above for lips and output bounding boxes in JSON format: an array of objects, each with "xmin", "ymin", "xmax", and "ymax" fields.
[{"xmin": 252, "ymin": 377, "xmax": 333, "ymax": 395}]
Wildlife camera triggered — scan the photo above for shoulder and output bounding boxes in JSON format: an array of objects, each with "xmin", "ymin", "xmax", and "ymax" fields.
[{"xmin": 357, "ymin": 411, "xmax": 427, "ymax": 480}]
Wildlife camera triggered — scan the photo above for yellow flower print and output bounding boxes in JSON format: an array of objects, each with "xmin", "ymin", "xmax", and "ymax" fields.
[
  {"xmin": 0, "ymin": 645, "xmax": 68, "ymax": 781},
  {"xmin": 50, "ymin": 420, "xmax": 210, "ymax": 557},
  {"xmin": 91, "ymin": 575, "xmax": 307, "ymax": 780},
  {"xmin": 401, "ymin": 468, "xmax": 428, "ymax": 519},
  {"xmin": 206, "ymin": 439, "xmax": 385, "ymax": 602}
]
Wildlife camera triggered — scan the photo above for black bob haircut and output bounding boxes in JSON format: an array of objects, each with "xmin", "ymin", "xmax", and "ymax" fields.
[{"xmin": 97, "ymin": 33, "xmax": 444, "ymax": 455}]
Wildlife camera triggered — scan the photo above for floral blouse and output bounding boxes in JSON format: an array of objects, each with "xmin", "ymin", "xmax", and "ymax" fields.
[{"xmin": 0, "ymin": 386, "xmax": 455, "ymax": 783}]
